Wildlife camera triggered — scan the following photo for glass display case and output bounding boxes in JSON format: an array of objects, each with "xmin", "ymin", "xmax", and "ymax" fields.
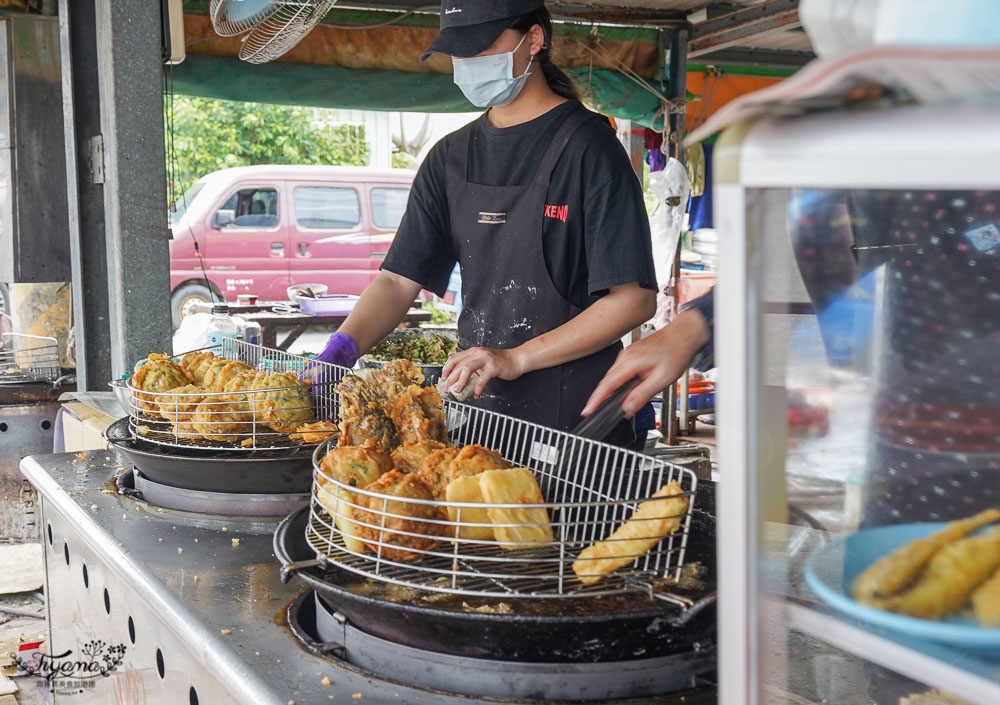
[{"xmin": 715, "ymin": 104, "xmax": 1000, "ymax": 705}]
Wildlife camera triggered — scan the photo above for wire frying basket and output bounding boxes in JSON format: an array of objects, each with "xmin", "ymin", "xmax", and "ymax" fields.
[
  {"xmin": 0, "ymin": 333, "xmax": 60, "ymax": 385},
  {"xmin": 124, "ymin": 339, "xmax": 350, "ymax": 451},
  {"xmin": 307, "ymin": 403, "xmax": 699, "ymax": 602}
]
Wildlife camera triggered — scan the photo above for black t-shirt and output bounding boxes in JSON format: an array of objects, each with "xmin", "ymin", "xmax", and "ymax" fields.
[{"xmin": 381, "ymin": 101, "xmax": 656, "ymax": 309}]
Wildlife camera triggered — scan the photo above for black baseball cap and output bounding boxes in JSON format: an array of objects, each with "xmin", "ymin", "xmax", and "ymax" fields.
[{"xmin": 420, "ymin": 0, "xmax": 545, "ymax": 61}]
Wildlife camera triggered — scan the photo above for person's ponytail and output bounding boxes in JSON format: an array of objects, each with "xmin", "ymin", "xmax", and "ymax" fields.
[{"xmin": 509, "ymin": 8, "xmax": 583, "ymax": 103}]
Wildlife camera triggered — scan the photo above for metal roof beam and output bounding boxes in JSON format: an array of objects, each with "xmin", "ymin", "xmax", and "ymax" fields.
[
  {"xmin": 693, "ymin": 47, "xmax": 814, "ymax": 68},
  {"xmin": 331, "ymin": 1, "xmax": 689, "ymax": 26},
  {"xmin": 688, "ymin": 0, "xmax": 801, "ymax": 58}
]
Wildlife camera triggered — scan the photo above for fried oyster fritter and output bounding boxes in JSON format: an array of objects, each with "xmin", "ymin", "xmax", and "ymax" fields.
[
  {"xmin": 190, "ymin": 399, "xmax": 251, "ymax": 442},
  {"xmin": 247, "ymin": 372, "xmax": 314, "ymax": 433},
  {"xmin": 180, "ymin": 351, "xmax": 219, "ymax": 388},
  {"xmin": 133, "ymin": 354, "xmax": 191, "ymax": 412},
  {"xmin": 416, "ymin": 447, "xmax": 460, "ymax": 500},
  {"xmin": 204, "ymin": 360, "xmax": 254, "ymax": 393},
  {"xmin": 365, "ymin": 360, "xmax": 425, "ymax": 406},
  {"xmin": 336, "ymin": 375, "xmax": 400, "ymax": 452},
  {"xmin": 353, "ymin": 471, "xmax": 447, "ymax": 562},
  {"xmin": 154, "ymin": 384, "xmax": 207, "ymax": 424},
  {"xmin": 316, "ymin": 445, "xmax": 394, "ymax": 554},
  {"xmin": 387, "ymin": 385, "xmax": 448, "ymax": 445},
  {"xmin": 447, "ymin": 444, "xmax": 510, "ymax": 484},
  {"xmin": 390, "ymin": 440, "xmax": 448, "ymax": 475}
]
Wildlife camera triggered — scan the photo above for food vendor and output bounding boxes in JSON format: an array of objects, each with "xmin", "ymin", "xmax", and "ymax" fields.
[{"xmin": 309, "ymin": 0, "xmax": 657, "ymax": 444}]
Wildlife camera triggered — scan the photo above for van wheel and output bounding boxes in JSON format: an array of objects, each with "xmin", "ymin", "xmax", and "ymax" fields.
[{"xmin": 171, "ymin": 283, "xmax": 213, "ymax": 329}]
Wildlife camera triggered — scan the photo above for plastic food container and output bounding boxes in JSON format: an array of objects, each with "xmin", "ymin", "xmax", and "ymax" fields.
[
  {"xmin": 359, "ymin": 328, "xmax": 457, "ymax": 386},
  {"xmin": 298, "ymin": 295, "xmax": 359, "ymax": 317}
]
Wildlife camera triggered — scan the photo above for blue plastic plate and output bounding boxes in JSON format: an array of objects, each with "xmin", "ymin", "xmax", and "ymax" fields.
[{"xmin": 805, "ymin": 522, "xmax": 1000, "ymax": 648}]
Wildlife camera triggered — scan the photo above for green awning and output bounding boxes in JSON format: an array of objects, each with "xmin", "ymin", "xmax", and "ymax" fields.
[{"xmin": 170, "ymin": 54, "xmax": 668, "ymax": 128}]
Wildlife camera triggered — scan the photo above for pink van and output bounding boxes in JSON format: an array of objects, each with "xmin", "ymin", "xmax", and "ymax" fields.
[{"xmin": 168, "ymin": 165, "xmax": 414, "ymax": 326}]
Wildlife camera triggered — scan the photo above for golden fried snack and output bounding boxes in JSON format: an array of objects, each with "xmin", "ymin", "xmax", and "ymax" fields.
[
  {"xmin": 133, "ymin": 354, "xmax": 191, "ymax": 412},
  {"xmin": 291, "ymin": 420, "xmax": 338, "ymax": 444},
  {"xmin": 248, "ymin": 372, "xmax": 314, "ymax": 433},
  {"xmin": 353, "ymin": 471, "xmax": 446, "ymax": 562},
  {"xmin": 390, "ymin": 440, "xmax": 447, "ymax": 475},
  {"xmin": 316, "ymin": 445, "xmax": 393, "ymax": 554},
  {"xmin": 973, "ymin": 567, "xmax": 1000, "ymax": 627},
  {"xmin": 852, "ymin": 508, "xmax": 1000, "ymax": 605},
  {"xmin": 572, "ymin": 480, "xmax": 689, "ymax": 585},
  {"xmin": 388, "ymin": 385, "xmax": 448, "ymax": 445},
  {"xmin": 204, "ymin": 360, "xmax": 253, "ymax": 392},
  {"xmin": 444, "ymin": 474, "xmax": 494, "ymax": 541},
  {"xmin": 365, "ymin": 360, "xmax": 425, "ymax": 405},
  {"xmin": 180, "ymin": 351, "xmax": 217, "ymax": 386},
  {"xmin": 336, "ymin": 375, "xmax": 400, "ymax": 452},
  {"xmin": 478, "ymin": 468, "xmax": 553, "ymax": 550},
  {"xmin": 416, "ymin": 447, "xmax": 460, "ymax": 499},
  {"xmin": 153, "ymin": 384, "xmax": 207, "ymax": 423},
  {"xmin": 884, "ymin": 527, "xmax": 1000, "ymax": 620},
  {"xmin": 447, "ymin": 444, "xmax": 509, "ymax": 484},
  {"xmin": 190, "ymin": 399, "xmax": 252, "ymax": 443}
]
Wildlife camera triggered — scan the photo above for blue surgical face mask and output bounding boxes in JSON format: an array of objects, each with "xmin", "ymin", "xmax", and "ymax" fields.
[{"xmin": 452, "ymin": 34, "xmax": 534, "ymax": 108}]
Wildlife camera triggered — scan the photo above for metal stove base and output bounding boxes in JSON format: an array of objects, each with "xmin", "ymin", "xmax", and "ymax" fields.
[
  {"xmin": 302, "ymin": 591, "xmax": 716, "ymax": 702},
  {"xmin": 125, "ymin": 468, "xmax": 308, "ymax": 517}
]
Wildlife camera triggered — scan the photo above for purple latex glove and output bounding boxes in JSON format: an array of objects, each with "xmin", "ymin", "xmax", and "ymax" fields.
[{"xmin": 300, "ymin": 332, "xmax": 358, "ymax": 383}]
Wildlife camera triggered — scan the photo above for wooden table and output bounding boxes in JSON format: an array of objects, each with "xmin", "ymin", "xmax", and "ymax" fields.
[{"xmin": 246, "ymin": 308, "xmax": 432, "ymax": 351}]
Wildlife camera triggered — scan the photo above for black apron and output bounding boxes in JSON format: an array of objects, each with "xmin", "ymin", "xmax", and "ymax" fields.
[{"xmin": 445, "ymin": 108, "xmax": 631, "ymax": 442}]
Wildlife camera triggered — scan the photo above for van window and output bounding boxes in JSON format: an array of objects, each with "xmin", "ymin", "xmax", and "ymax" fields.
[
  {"xmin": 294, "ymin": 186, "xmax": 361, "ymax": 229},
  {"xmin": 218, "ymin": 187, "xmax": 279, "ymax": 228},
  {"xmin": 371, "ymin": 188, "xmax": 411, "ymax": 229}
]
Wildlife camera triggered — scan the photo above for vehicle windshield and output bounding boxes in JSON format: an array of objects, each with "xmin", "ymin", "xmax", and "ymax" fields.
[{"xmin": 169, "ymin": 180, "xmax": 207, "ymax": 224}]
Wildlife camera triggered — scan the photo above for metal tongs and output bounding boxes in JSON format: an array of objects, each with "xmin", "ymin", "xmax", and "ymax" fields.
[{"xmin": 570, "ymin": 377, "xmax": 641, "ymax": 441}]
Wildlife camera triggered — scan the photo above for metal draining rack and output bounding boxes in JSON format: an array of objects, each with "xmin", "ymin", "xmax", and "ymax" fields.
[
  {"xmin": 124, "ymin": 339, "xmax": 351, "ymax": 451},
  {"xmin": 0, "ymin": 333, "xmax": 60, "ymax": 385},
  {"xmin": 307, "ymin": 398, "xmax": 699, "ymax": 603}
]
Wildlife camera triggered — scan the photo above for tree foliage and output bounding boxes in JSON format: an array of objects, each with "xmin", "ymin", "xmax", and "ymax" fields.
[{"xmin": 165, "ymin": 96, "xmax": 369, "ymax": 198}]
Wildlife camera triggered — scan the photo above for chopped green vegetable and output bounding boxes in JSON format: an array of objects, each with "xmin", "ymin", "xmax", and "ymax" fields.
[{"xmin": 367, "ymin": 334, "xmax": 456, "ymax": 364}]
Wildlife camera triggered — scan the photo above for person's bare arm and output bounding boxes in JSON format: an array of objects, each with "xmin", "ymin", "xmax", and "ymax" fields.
[
  {"xmin": 442, "ymin": 283, "xmax": 656, "ymax": 398},
  {"xmin": 338, "ymin": 270, "xmax": 423, "ymax": 354},
  {"xmin": 582, "ymin": 307, "xmax": 710, "ymax": 417}
]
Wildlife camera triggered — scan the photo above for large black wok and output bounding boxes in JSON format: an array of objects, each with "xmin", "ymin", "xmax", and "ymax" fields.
[{"xmin": 275, "ymin": 482, "xmax": 717, "ymax": 663}]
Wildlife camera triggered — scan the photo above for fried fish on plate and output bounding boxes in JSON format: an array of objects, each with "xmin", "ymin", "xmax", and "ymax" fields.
[
  {"xmin": 353, "ymin": 471, "xmax": 447, "ymax": 562},
  {"xmin": 572, "ymin": 480, "xmax": 690, "ymax": 585},
  {"xmin": 416, "ymin": 447, "xmax": 460, "ymax": 500},
  {"xmin": 852, "ymin": 508, "xmax": 1000, "ymax": 605},
  {"xmin": 447, "ymin": 444, "xmax": 510, "ymax": 484},
  {"xmin": 316, "ymin": 445, "xmax": 393, "ymax": 554},
  {"xmin": 883, "ymin": 526, "xmax": 1000, "ymax": 620},
  {"xmin": 132, "ymin": 354, "xmax": 191, "ymax": 412},
  {"xmin": 390, "ymin": 440, "xmax": 448, "ymax": 475}
]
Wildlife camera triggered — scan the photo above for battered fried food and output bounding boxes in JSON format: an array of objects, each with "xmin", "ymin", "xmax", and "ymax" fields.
[
  {"xmin": 447, "ymin": 444, "xmax": 509, "ymax": 484},
  {"xmin": 190, "ymin": 399, "xmax": 252, "ymax": 443},
  {"xmin": 416, "ymin": 447, "xmax": 460, "ymax": 500},
  {"xmin": 204, "ymin": 360, "xmax": 253, "ymax": 392},
  {"xmin": 883, "ymin": 526, "xmax": 1000, "ymax": 620},
  {"xmin": 572, "ymin": 480, "xmax": 690, "ymax": 585},
  {"xmin": 972, "ymin": 567, "xmax": 1000, "ymax": 627},
  {"xmin": 478, "ymin": 467, "xmax": 553, "ymax": 550},
  {"xmin": 365, "ymin": 360, "xmax": 425, "ymax": 405},
  {"xmin": 290, "ymin": 420, "xmax": 338, "ymax": 444},
  {"xmin": 444, "ymin": 474, "xmax": 494, "ymax": 541},
  {"xmin": 153, "ymin": 384, "xmax": 207, "ymax": 424},
  {"xmin": 390, "ymin": 440, "xmax": 448, "ymax": 475},
  {"xmin": 133, "ymin": 354, "xmax": 191, "ymax": 412},
  {"xmin": 387, "ymin": 385, "xmax": 448, "ymax": 445},
  {"xmin": 180, "ymin": 351, "xmax": 218, "ymax": 387},
  {"xmin": 336, "ymin": 375, "xmax": 400, "ymax": 452},
  {"xmin": 316, "ymin": 445, "xmax": 393, "ymax": 554},
  {"xmin": 353, "ymin": 471, "xmax": 447, "ymax": 562},
  {"xmin": 247, "ymin": 372, "xmax": 314, "ymax": 433},
  {"xmin": 852, "ymin": 508, "xmax": 1000, "ymax": 605}
]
